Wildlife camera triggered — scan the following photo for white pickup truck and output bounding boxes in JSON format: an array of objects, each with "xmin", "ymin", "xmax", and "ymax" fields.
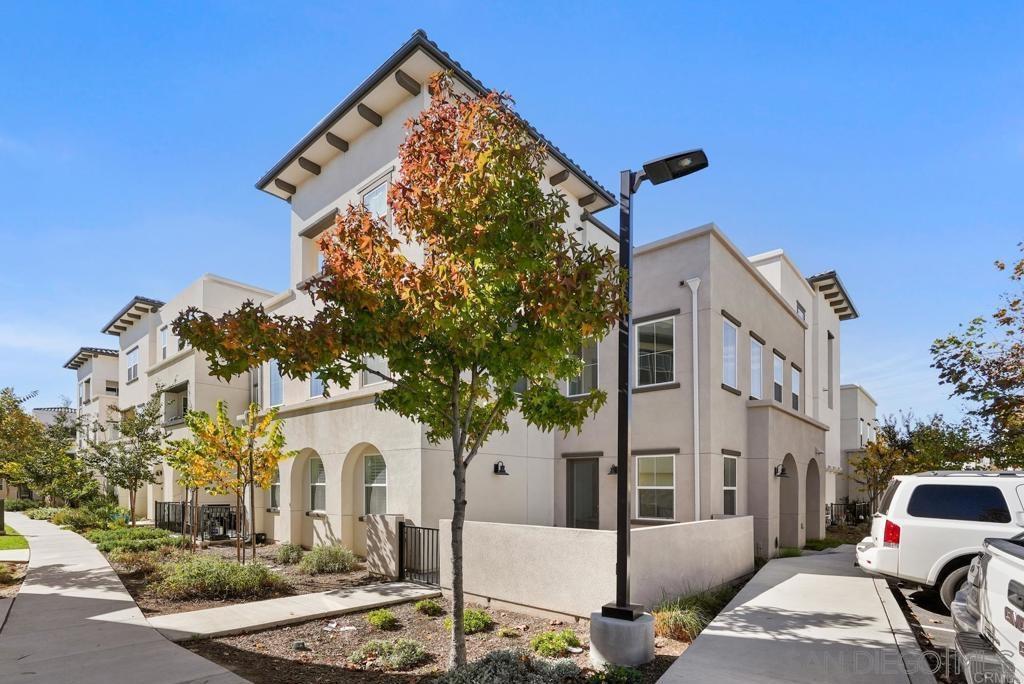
[{"xmin": 952, "ymin": 535, "xmax": 1024, "ymax": 683}]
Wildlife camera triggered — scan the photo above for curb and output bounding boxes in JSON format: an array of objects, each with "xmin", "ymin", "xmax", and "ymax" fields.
[{"xmin": 874, "ymin": 578, "xmax": 938, "ymax": 684}]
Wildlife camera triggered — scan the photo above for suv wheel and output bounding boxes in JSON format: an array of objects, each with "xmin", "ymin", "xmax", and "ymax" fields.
[{"xmin": 939, "ymin": 566, "xmax": 970, "ymax": 610}]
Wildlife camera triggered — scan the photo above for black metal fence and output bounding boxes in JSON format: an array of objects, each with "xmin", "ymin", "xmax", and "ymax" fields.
[
  {"xmin": 399, "ymin": 522, "xmax": 440, "ymax": 585},
  {"xmin": 826, "ymin": 501, "xmax": 872, "ymax": 527},
  {"xmin": 154, "ymin": 501, "xmax": 246, "ymax": 541}
]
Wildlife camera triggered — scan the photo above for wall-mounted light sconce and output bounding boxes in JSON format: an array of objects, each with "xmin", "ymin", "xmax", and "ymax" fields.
[
  {"xmin": 774, "ymin": 464, "xmax": 789, "ymax": 478},
  {"xmin": 608, "ymin": 464, "xmax": 618, "ymax": 475},
  {"xmin": 493, "ymin": 461, "xmax": 509, "ymax": 476},
  {"xmin": 814, "ymin": 447, "xmax": 824, "ymax": 456}
]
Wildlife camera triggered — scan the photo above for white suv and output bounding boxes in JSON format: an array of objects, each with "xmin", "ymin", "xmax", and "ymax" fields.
[{"xmin": 856, "ymin": 471, "xmax": 1024, "ymax": 609}]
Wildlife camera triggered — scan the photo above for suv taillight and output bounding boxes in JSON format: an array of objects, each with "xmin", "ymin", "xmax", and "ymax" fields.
[{"xmin": 883, "ymin": 520, "xmax": 901, "ymax": 548}]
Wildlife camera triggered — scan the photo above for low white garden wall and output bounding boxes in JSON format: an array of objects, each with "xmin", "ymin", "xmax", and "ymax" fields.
[{"xmin": 438, "ymin": 516, "xmax": 754, "ymax": 618}]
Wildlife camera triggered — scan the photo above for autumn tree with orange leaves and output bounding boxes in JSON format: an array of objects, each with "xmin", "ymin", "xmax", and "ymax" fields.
[{"xmin": 173, "ymin": 74, "xmax": 626, "ymax": 668}]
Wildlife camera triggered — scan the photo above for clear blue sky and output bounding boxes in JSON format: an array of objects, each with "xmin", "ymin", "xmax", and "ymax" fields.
[{"xmin": 1, "ymin": 2, "xmax": 1021, "ymax": 419}]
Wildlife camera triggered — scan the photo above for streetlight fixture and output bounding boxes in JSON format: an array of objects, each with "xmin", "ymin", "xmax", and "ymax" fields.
[{"xmin": 591, "ymin": 148, "xmax": 708, "ymax": 669}]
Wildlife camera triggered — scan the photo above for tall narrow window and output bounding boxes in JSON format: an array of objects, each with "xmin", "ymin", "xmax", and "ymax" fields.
[
  {"xmin": 269, "ymin": 359, "xmax": 283, "ymax": 407},
  {"xmin": 567, "ymin": 342, "xmax": 598, "ymax": 396},
  {"xmin": 309, "ymin": 457, "xmax": 326, "ymax": 511},
  {"xmin": 791, "ymin": 366, "xmax": 802, "ymax": 411},
  {"xmin": 269, "ymin": 466, "xmax": 280, "ymax": 509},
  {"xmin": 364, "ymin": 453, "xmax": 387, "ymax": 515},
  {"xmin": 126, "ymin": 347, "xmax": 139, "ymax": 383},
  {"xmin": 310, "ymin": 372, "xmax": 324, "ymax": 398},
  {"xmin": 722, "ymin": 320, "xmax": 738, "ymax": 389},
  {"xmin": 859, "ymin": 418, "xmax": 865, "ymax": 447},
  {"xmin": 750, "ymin": 337, "xmax": 764, "ymax": 399},
  {"xmin": 159, "ymin": 326, "xmax": 168, "ymax": 360},
  {"xmin": 827, "ymin": 332, "xmax": 835, "ymax": 409},
  {"xmin": 83, "ymin": 378, "xmax": 91, "ymax": 402},
  {"xmin": 361, "ymin": 355, "xmax": 388, "ymax": 386},
  {"xmin": 362, "ymin": 180, "xmax": 389, "ymax": 225},
  {"xmin": 796, "ymin": 301, "xmax": 806, "ymax": 321},
  {"xmin": 636, "ymin": 318, "xmax": 674, "ymax": 387},
  {"xmin": 773, "ymin": 353, "xmax": 784, "ymax": 402},
  {"xmin": 723, "ymin": 456, "xmax": 737, "ymax": 515},
  {"xmin": 636, "ymin": 455, "xmax": 674, "ymax": 520}
]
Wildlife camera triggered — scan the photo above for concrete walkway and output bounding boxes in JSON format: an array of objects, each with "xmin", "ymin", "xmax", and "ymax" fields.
[
  {"xmin": 0, "ymin": 512, "xmax": 247, "ymax": 684},
  {"xmin": 658, "ymin": 546, "xmax": 933, "ymax": 684},
  {"xmin": 150, "ymin": 582, "xmax": 441, "ymax": 641}
]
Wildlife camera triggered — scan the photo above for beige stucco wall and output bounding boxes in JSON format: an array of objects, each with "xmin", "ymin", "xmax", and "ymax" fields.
[
  {"xmin": 440, "ymin": 517, "xmax": 754, "ymax": 618},
  {"xmin": 838, "ymin": 384, "xmax": 877, "ymax": 502}
]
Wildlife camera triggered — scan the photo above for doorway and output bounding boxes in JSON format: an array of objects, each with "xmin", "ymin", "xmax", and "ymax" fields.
[{"xmin": 567, "ymin": 458, "xmax": 599, "ymax": 529}]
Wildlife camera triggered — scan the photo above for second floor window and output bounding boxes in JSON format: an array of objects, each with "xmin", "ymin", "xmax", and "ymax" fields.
[
  {"xmin": 791, "ymin": 366, "xmax": 801, "ymax": 411},
  {"xmin": 126, "ymin": 347, "xmax": 139, "ymax": 383},
  {"xmin": 362, "ymin": 180, "xmax": 389, "ymax": 225},
  {"xmin": 722, "ymin": 320, "xmax": 738, "ymax": 390},
  {"xmin": 361, "ymin": 355, "xmax": 388, "ymax": 387},
  {"xmin": 159, "ymin": 326, "xmax": 168, "ymax": 360},
  {"xmin": 310, "ymin": 372, "xmax": 324, "ymax": 398},
  {"xmin": 269, "ymin": 360, "xmax": 283, "ymax": 407},
  {"xmin": 636, "ymin": 318, "xmax": 674, "ymax": 387},
  {"xmin": 750, "ymin": 337, "xmax": 764, "ymax": 399},
  {"xmin": 80, "ymin": 378, "xmax": 91, "ymax": 403},
  {"xmin": 773, "ymin": 353, "xmax": 784, "ymax": 403},
  {"xmin": 567, "ymin": 342, "xmax": 598, "ymax": 396}
]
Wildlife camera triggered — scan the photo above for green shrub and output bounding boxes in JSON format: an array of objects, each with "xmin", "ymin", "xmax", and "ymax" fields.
[
  {"xmin": 52, "ymin": 507, "xmax": 109, "ymax": 532},
  {"xmin": 653, "ymin": 584, "xmax": 740, "ymax": 642},
  {"xmin": 443, "ymin": 607, "xmax": 494, "ymax": 635},
  {"xmin": 0, "ymin": 563, "xmax": 12, "ymax": 585},
  {"xmin": 348, "ymin": 638, "xmax": 426, "ymax": 671},
  {"xmin": 275, "ymin": 543, "xmax": 304, "ymax": 565},
  {"xmin": 497, "ymin": 626, "xmax": 520, "ymax": 638},
  {"xmin": 366, "ymin": 608, "xmax": 399, "ymax": 630},
  {"xmin": 529, "ymin": 629, "xmax": 581, "ymax": 657},
  {"xmin": 153, "ymin": 555, "xmax": 285, "ymax": 600},
  {"xmin": 3, "ymin": 498, "xmax": 40, "ymax": 512},
  {"xmin": 588, "ymin": 664, "xmax": 643, "ymax": 684},
  {"xmin": 86, "ymin": 527, "xmax": 188, "ymax": 553},
  {"xmin": 108, "ymin": 548, "xmax": 169, "ymax": 574},
  {"xmin": 298, "ymin": 543, "xmax": 357, "ymax": 575},
  {"xmin": 414, "ymin": 598, "xmax": 443, "ymax": 616},
  {"xmin": 436, "ymin": 649, "xmax": 580, "ymax": 683},
  {"xmin": 778, "ymin": 547, "xmax": 802, "ymax": 558},
  {"xmin": 26, "ymin": 507, "xmax": 60, "ymax": 520},
  {"xmin": 803, "ymin": 537, "xmax": 843, "ymax": 552}
]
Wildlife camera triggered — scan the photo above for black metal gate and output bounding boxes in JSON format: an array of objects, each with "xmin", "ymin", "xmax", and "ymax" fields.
[
  {"xmin": 154, "ymin": 501, "xmax": 245, "ymax": 541},
  {"xmin": 399, "ymin": 522, "xmax": 440, "ymax": 585}
]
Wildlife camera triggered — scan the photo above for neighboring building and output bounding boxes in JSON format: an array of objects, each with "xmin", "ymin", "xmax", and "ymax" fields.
[
  {"xmin": 247, "ymin": 30, "xmax": 617, "ymax": 555},
  {"xmin": 838, "ymin": 384, "xmax": 878, "ymax": 503},
  {"xmin": 97, "ymin": 274, "xmax": 274, "ymax": 518},
  {"xmin": 32, "ymin": 406, "xmax": 77, "ymax": 428},
  {"xmin": 63, "ymin": 347, "xmax": 120, "ymax": 452}
]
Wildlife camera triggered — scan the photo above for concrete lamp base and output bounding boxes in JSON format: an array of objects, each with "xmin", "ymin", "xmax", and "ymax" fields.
[{"xmin": 589, "ymin": 612, "xmax": 655, "ymax": 669}]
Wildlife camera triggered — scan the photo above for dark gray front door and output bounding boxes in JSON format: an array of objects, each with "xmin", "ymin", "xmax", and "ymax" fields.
[{"xmin": 567, "ymin": 458, "xmax": 599, "ymax": 529}]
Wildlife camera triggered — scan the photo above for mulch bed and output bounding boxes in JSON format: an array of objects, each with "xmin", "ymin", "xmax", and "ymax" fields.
[
  {"xmin": 110, "ymin": 542, "xmax": 379, "ymax": 616},
  {"xmin": 184, "ymin": 598, "xmax": 686, "ymax": 683},
  {"xmin": 0, "ymin": 562, "xmax": 27, "ymax": 598}
]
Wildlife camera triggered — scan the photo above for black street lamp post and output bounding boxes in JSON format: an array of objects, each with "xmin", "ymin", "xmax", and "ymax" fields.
[{"xmin": 602, "ymin": 149, "xmax": 709, "ymax": 622}]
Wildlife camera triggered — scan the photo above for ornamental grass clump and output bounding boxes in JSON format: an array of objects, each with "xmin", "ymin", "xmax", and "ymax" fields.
[
  {"xmin": 348, "ymin": 638, "xmax": 427, "ymax": 671},
  {"xmin": 108, "ymin": 548, "xmax": 170, "ymax": 575},
  {"xmin": 414, "ymin": 598, "xmax": 444, "ymax": 616},
  {"xmin": 153, "ymin": 555, "xmax": 285, "ymax": 600},
  {"xmin": 436, "ymin": 649, "xmax": 580, "ymax": 684},
  {"xmin": 443, "ymin": 607, "xmax": 493, "ymax": 635},
  {"xmin": 86, "ymin": 527, "xmax": 188, "ymax": 553},
  {"xmin": 529, "ymin": 629, "xmax": 581, "ymax": 657},
  {"xmin": 653, "ymin": 584, "xmax": 740, "ymax": 642},
  {"xmin": 298, "ymin": 543, "xmax": 357, "ymax": 575},
  {"xmin": 366, "ymin": 608, "xmax": 399, "ymax": 630},
  {"xmin": 275, "ymin": 543, "xmax": 304, "ymax": 565},
  {"xmin": 26, "ymin": 507, "xmax": 60, "ymax": 520}
]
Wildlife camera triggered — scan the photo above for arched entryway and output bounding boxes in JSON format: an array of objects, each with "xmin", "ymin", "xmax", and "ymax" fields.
[
  {"xmin": 340, "ymin": 443, "xmax": 387, "ymax": 556},
  {"xmin": 805, "ymin": 457, "xmax": 823, "ymax": 541},
  {"xmin": 779, "ymin": 453, "xmax": 800, "ymax": 551}
]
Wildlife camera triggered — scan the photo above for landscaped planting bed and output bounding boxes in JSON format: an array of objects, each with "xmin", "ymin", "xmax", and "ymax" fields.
[
  {"xmin": 104, "ymin": 539, "xmax": 378, "ymax": 616},
  {"xmin": 0, "ymin": 561, "xmax": 27, "ymax": 598},
  {"xmin": 184, "ymin": 598, "xmax": 688, "ymax": 683}
]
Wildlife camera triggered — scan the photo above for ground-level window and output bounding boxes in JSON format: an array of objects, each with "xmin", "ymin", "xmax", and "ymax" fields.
[
  {"xmin": 636, "ymin": 455, "xmax": 674, "ymax": 520},
  {"xmin": 309, "ymin": 457, "xmax": 326, "ymax": 511},
  {"xmin": 567, "ymin": 342, "xmax": 598, "ymax": 396},
  {"xmin": 636, "ymin": 318, "xmax": 674, "ymax": 387},
  {"xmin": 750, "ymin": 336, "xmax": 763, "ymax": 399},
  {"xmin": 723, "ymin": 456, "xmax": 737, "ymax": 515},
  {"xmin": 364, "ymin": 453, "xmax": 387, "ymax": 515},
  {"xmin": 269, "ymin": 466, "xmax": 280, "ymax": 509}
]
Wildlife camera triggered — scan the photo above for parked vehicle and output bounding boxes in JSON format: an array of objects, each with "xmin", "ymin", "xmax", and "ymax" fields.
[
  {"xmin": 951, "ymin": 534, "xmax": 1024, "ymax": 683},
  {"xmin": 856, "ymin": 471, "xmax": 1024, "ymax": 609}
]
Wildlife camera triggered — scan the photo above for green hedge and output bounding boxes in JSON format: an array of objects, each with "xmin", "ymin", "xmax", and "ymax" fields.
[{"xmin": 153, "ymin": 555, "xmax": 286, "ymax": 600}]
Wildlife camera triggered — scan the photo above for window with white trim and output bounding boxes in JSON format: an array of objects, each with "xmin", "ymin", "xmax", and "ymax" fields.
[
  {"xmin": 269, "ymin": 360, "xmax": 283, "ymax": 407},
  {"xmin": 310, "ymin": 372, "xmax": 324, "ymax": 398},
  {"xmin": 750, "ymin": 337, "xmax": 764, "ymax": 399},
  {"xmin": 361, "ymin": 355, "xmax": 388, "ymax": 386},
  {"xmin": 636, "ymin": 455, "xmax": 674, "ymax": 520},
  {"xmin": 773, "ymin": 353, "xmax": 784, "ymax": 402},
  {"xmin": 309, "ymin": 457, "xmax": 326, "ymax": 511},
  {"xmin": 567, "ymin": 342, "xmax": 598, "ymax": 396},
  {"xmin": 363, "ymin": 453, "xmax": 387, "ymax": 515},
  {"xmin": 269, "ymin": 466, "xmax": 280, "ymax": 509},
  {"xmin": 723, "ymin": 455, "xmax": 737, "ymax": 515},
  {"xmin": 362, "ymin": 180, "xmax": 389, "ymax": 226},
  {"xmin": 796, "ymin": 301, "xmax": 806, "ymax": 321},
  {"xmin": 791, "ymin": 366, "xmax": 801, "ymax": 411},
  {"xmin": 636, "ymin": 318, "xmax": 674, "ymax": 387},
  {"xmin": 159, "ymin": 326, "xmax": 168, "ymax": 360},
  {"xmin": 126, "ymin": 347, "xmax": 139, "ymax": 383},
  {"xmin": 722, "ymin": 319, "xmax": 738, "ymax": 389}
]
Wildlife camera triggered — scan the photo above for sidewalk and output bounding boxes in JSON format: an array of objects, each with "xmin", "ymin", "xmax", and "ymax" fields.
[
  {"xmin": 0, "ymin": 512, "xmax": 247, "ymax": 684},
  {"xmin": 150, "ymin": 582, "xmax": 440, "ymax": 641},
  {"xmin": 658, "ymin": 546, "xmax": 934, "ymax": 684}
]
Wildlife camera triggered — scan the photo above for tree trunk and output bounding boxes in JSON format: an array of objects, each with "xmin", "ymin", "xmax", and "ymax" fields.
[
  {"xmin": 248, "ymin": 447, "xmax": 257, "ymax": 564},
  {"xmin": 447, "ymin": 446, "xmax": 468, "ymax": 670},
  {"xmin": 129, "ymin": 490, "xmax": 137, "ymax": 526}
]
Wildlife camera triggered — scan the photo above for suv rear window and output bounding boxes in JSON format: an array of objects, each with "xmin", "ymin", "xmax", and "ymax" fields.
[
  {"xmin": 906, "ymin": 484, "xmax": 1011, "ymax": 523},
  {"xmin": 877, "ymin": 479, "xmax": 901, "ymax": 515}
]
